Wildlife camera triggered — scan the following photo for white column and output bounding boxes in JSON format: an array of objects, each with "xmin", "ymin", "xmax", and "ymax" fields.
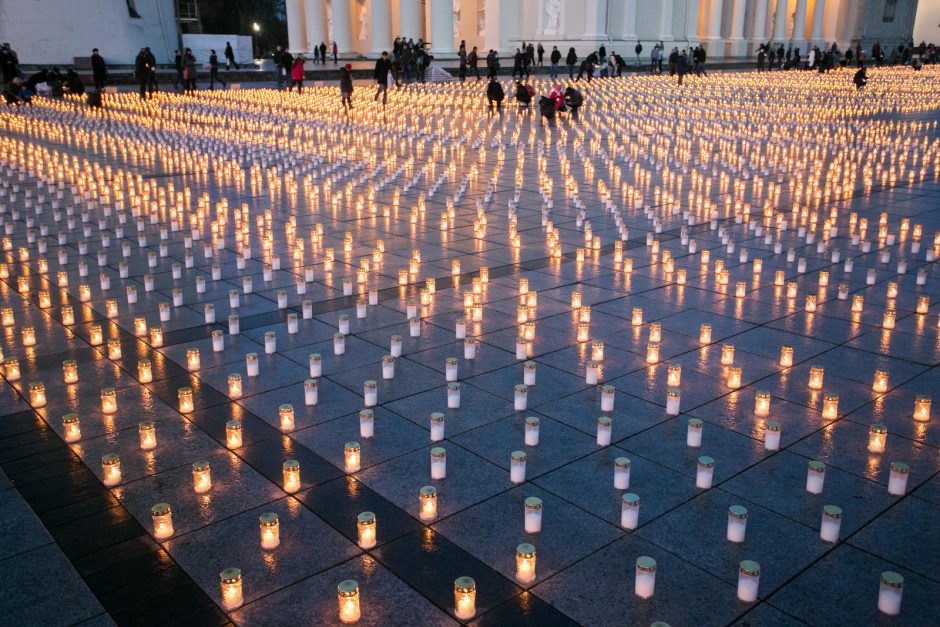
[
  {"xmin": 772, "ymin": 0, "xmax": 787, "ymax": 42},
  {"xmin": 750, "ymin": 0, "xmax": 770, "ymax": 48},
  {"xmin": 791, "ymin": 0, "xmax": 808, "ymax": 49},
  {"xmin": 286, "ymin": 0, "xmax": 307, "ymax": 53},
  {"xmin": 810, "ymin": 0, "xmax": 825, "ymax": 46},
  {"xmin": 399, "ymin": 0, "xmax": 422, "ymax": 40},
  {"xmin": 622, "ymin": 0, "xmax": 637, "ymax": 41},
  {"xmin": 727, "ymin": 0, "xmax": 747, "ymax": 56},
  {"xmin": 685, "ymin": 0, "xmax": 700, "ymax": 46},
  {"xmin": 704, "ymin": 0, "xmax": 724, "ymax": 50},
  {"xmin": 330, "ymin": 0, "xmax": 354, "ymax": 53},
  {"xmin": 583, "ymin": 0, "xmax": 608, "ymax": 41},
  {"xmin": 370, "ymin": 0, "xmax": 392, "ymax": 54},
  {"xmin": 429, "ymin": 0, "xmax": 454, "ymax": 53},
  {"xmin": 659, "ymin": 0, "xmax": 675, "ymax": 42},
  {"xmin": 304, "ymin": 0, "xmax": 326, "ymax": 51}
]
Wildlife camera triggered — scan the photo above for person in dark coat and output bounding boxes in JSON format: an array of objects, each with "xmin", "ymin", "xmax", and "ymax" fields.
[
  {"xmin": 564, "ymin": 85, "xmax": 583, "ymax": 120},
  {"xmin": 515, "ymin": 81, "xmax": 532, "ymax": 108},
  {"xmin": 91, "ymin": 48, "xmax": 107, "ymax": 91},
  {"xmin": 486, "ymin": 76, "xmax": 504, "ymax": 112},
  {"xmin": 566, "ymin": 47, "xmax": 577, "ymax": 79},
  {"xmin": 64, "ymin": 69, "xmax": 85, "ymax": 96},
  {"xmin": 676, "ymin": 50, "xmax": 689, "ymax": 86},
  {"xmin": 512, "ymin": 48, "xmax": 523, "ymax": 78},
  {"xmin": 340, "ymin": 63, "xmax": 353, "ymax": 111},
  {"xmin": 468, "ymin": 46, "xmax": 479, "ymax": 80},
  {"xmin": 2, "ymin": 78, "xmax": 29, "ymax": 105},
  {"xmin": 0, "ymin": 43, "xmax": 18, "ymax": 84},
  {"xmin": 756, "ymin": 47, "xmax": 766, "ymax": 72},
  {"xmin": 458, "ymin": 46, "xmax": 468, "ymax": 82},
  {"xmin": 332, "ymin": 41, "xmax": 338, "ymax": 63},
  {"xmin": 224, "ymin": 42, "xmax": 238, "ymax": 69},
  {"xmin": 209, "ymin": 50, "xmax": 227, "ymax": 90},
  {"xmin": 280, "ymin": 49, "xmax": 294, "ymax": 89},
  {"xmin": 134, "ymin": 48, "xmax": 150, "ymax": 100},
  {"xmin": 373, "ymin": 51, "xmax": 391, "ymax": 105},
  {"xmin": 537, "ymin": 43, "xmax": 544, "ymax": 66},
  {"xmin": 549, "ymin": 46, "xmax": 561, "ymax": 79},
  {"xmin": 320, "ymin": 42, "xmax": 328, "ymax": 65},
  {"xmin": 486, "ymin": 49, "xmax": 499, "ymax": 79},
  {"xmin": 183, "ymin": 48, "xmax": 197, "ymax": 93},
  {"xmin": 144, "ymin": 47, "xmax": 158, "ymax": 93},
  {"xmin": 668, "ymin": 47, "xmax": 678, "ymax": 75},
  {"xmin": 173, "ymin": 49, "xmax": 183, "ymax": 90},
  {"xmin": 577, "ymin": 52, "xmax": 597, "ymax": 82},
  {"xmin": 853, "ymin": 67, "xmax": 867, "ymax": 90}
]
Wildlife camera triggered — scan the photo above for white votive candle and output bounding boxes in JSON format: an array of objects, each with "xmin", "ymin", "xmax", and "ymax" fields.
[
  {"xmin": 359, "ymin": 409, "xmax": 374, "ymax": 438},
  {"xmin": 806, "ymin": 460, "xmax": 826, "ymax": 494},
  {"xmin": 510, "ymin": 451, "xmax": 527, "ymax": 483},
  {"xmin": 363, "ymin": 381, "xmax": 377, "ymax": 407},
  {"xmin": 696, "ymin": 456, "xmax": 715, "ymax": 489},
  {"xmin": 524, "ymin": 416, "xmax": 540, "ymax": 446},
  {"xmin": 514, "ymin": 384, "xmax": 528, "ymax": 411},
  {"xmin": 737, "ymin": 560, "xmax": 761, "ymax": 602},
  {"xmin": 727, "ymin": 505, "xmax": 748, "ymax": 542},
  {"xmin": 621, "ymin": 493, "xmax": 640, "ymax": 530},
  {"xmin": 666, "ymin": 388, "xmax": 681, "ymax": 416},
  {"xmin": 878, "ymin": 571, "xmax": 904, "ymax": 616},
  {"xmin": 596, "ymin": 416, "xmax": 613, "ymax": 446},
  {"xmin": 447, "ymin": 382, "xmax": 461, "ymax": 408},
  {"xmin": 687, "ymin": 418, "xmax": 703, "ymax": 447},
  {"xmin": 820, "ymin": 505, "xmax": 842, "ymax": 543},
  {"xmin": 634, "ymin": 556, "xmax": 656, "ymax": 599},
  {"xmin": 888, "ymin": 462, "xmax": 909, "ymax": 496},
  {"xmin": 523, "ymin": 361, "xmax": 536, "ymax": 386},
  {"xmin": 600, "ymin": 385, "xmax": 615, "ymax": 412},
  {"xmin": 614, "ymin": 457, "xmax": 631, "ymax": 490},
  {"xmin": 430, "ymin": 412, "xmax": 445, "ymax": 441},
  {"xmin": 764, "ymin": 421, "xmax": 781, "ymax": 451},
  {"xmin": 430, "ymin": 447, "xmax": 447, "ymax": 479},
  {"xmin": 445, "ymin": 358, "xmax": 458, "ymax": 382},
  {"xmin": 524, "ymin": 496, "xmax": 542, "ymax": 532}
]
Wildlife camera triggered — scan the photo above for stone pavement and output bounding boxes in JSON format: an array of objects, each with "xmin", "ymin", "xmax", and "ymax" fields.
[{"xmin": 0, "ymin": 68, "xmax": 939, "ymax": 626}]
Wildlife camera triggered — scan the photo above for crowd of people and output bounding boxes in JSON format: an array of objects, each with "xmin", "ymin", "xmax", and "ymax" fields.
[{"xmin": 755, "ymin": 40, "xmax": 937, "ymax": 73}]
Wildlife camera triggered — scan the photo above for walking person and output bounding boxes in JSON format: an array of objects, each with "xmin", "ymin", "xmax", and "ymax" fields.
[
  {"xmin": 512, "ymin": 48, "xmax": 523, "ymax": 79},
  {"xmin": 91, "ymin": 48, "xmax": 107, "ymax": 91},
  {"xmin": 373, "ymin": 51, "xmax": 391, "ymax": 106},
  {"xmin": 550, "ymin": 46, "xmax": 561, "ymax": 79},
  {"xmin": 209, "ymin": 49, "xmax": 227, "ymax": 90},
  {"xmin": 340, "ymin": 63, "xmax": 353, "ymax": 111},
  {"xmin": 134, "ymin": 48, "xmax": 150, "ymax": 100},
  {"xmin": 468, "ymin": 46, "xmax": 480, "ymax": 80},
  {"xmin": 566, "ymin": 47, "xmax": 577, "ymax": 80},
  {"xmin": 289, "ymin": 56, "xmax": 304, "ymax": 93},
  {"xmin": 486, "ymin": 49, "xmax": 499, "ymax": 79},
  {"xmin": 458, "ymin": 46, "xmax": 468, "ymax": 82},
  {"xmin": 173, "ymin": 49, "xmax": 183, "ymax": 91},
  {"xmin": 224, "ymin": 42, "xmax": 238, "ymax": 69}
]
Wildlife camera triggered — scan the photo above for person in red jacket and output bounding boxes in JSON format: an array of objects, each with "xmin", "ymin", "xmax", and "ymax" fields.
[{"xmin": 290, "ymin": 56, "xmax": 305, "ymax": 93}]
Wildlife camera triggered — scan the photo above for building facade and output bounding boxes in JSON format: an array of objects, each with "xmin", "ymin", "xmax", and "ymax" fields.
[{"xmin": 287, "ymin": 0, "xmax": 921, "ymax": 59}]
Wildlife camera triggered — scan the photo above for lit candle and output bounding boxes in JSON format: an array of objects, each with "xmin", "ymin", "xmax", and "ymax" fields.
[
  {"xmin": 808, "ymin": 367, "xmax": 824, "ymax": 390},
  {"xmin": 631, "ymin": 307, "xmax": 643, "ymax": 327},
  {"xmin": 806, "ymin": 460, "xmax": 826, "ymax": 494},
  {"xmin": 138, "ymin": 359, "xmax": 153, "ymax": 383},
  {"xmin": 721, "ymin": 344, "xmax": 735, "ymax": 365},
  {"xmin": 151, "ymin": 502, "xmax": 174, "ymax": 539},
  {"xmin": 279, "ymin": 404, "xmax": 295, "ymax": 432},
  {"xmin": 914, "ymin": 395, "xmax": 931, "ymax": 422},
  {"xmin": 851, "ymin": 295, "xmax": 864, "ymax": 312},
  {"xmin": 888, "ymin": 461, "xmax": 909, "ymax": 496},
  {"xmin": 430, "ymin": 447, "xmax": 447, "ymax": 479},
  {"xmin": 178, "ymin": 386, "xmax": 194, "ymax": 413},
  {"xmin": 283, "ymin": 459, "xmax": 301, "ymax": 492},
  {"xmin": 419, "ymin": 485, "xmax": 438, "ymax": 521},
  {"xmin": 916, "ymin": 296, "xmax": 929, "ymax": 315},
  {"xmin": 193, "ymin": 460, "xmax": 212, "ymax": 493},
  {"xmin": 101, "ymin": 453, "xmax": 121, "ymax": 486},
  {"xmin": 149, "ymin": 327, "xmax": 164, "ymax": 348},
  {"xmin": 107, "ymin": 339, "xmax": 122, "ymax": 360},
  {"xmin": 186, "ymin": 348, "xmax": 201, "ymax": 372},
  {"xmin": 820, "ymin": 505, "xmax": 842, "ymax": 543},
  {"xmin": 727, "ymin": 505, "xmax": 748, "ymax": 542},
  {"xmin": 868, "ymin": 424, "xmax": 887, "ymax": 453},
  {"xmin": 21, "ymin": 326, "xmax": 36, "ymax": 347},
  {"xmin": 447, "ymin": 382, "xmax": 461, "ymax": 409},
  {"xmin": 62, "ymin": 413, "xmax": 81, "ymax": 442},
  {"xmin": 646, "ymin": 342, "xmax": 660, "ymax": 364},
  {"xmin": 101, "ymin": 387, "xmax": 117, "ymax": 414},
  {"xmin": 878, "ymin": 571, "xmax": 904, "ymax": 616},
  {"xmin": 138, "ymin": 420, "xmax": 156, "ymax": 450},
  {"xmin": 219, "ymin": 568, "xmax": 243, "ymax": 611},
  {"xmin": 621, "ymin": 493, "xmax": 640, "ymax": 530},
  {"xmin": 666, "ymin": 388, "xmax": 681, "ymax": 416},
  {"xmin": 260, "ymin": 512, "xmax": 280, "ymax": 549},
  {"xmin": 804, "ymin": 294, "xmax": 817, "ymax": 313},
  {"xmin": 515, "ymin": 543, "xmax": 536, "ymax": 584},
  {"xmin": 454, "ymin": 577, "xmax": 476, "ymax": 620},
  {"xmin": 225, "ymin": 373, "xmax": 242, "ymax": 399},
  {"xmin": 727, "ymin": 365, "xmax": 742, "ymax": 389},
  {"xmin": 737, "ymin": 560, "xmax": 761, "ymax": 602},
  {"xmin": 344, "ymin": 442, "xmax": 361, "ymax": 473},
  {"xmin": 357, "ymin": 511, "xmax": 377, "ymax": 549},
  {"xmin": 872, "ymin": 370, "xmax": 889, "ymax": 394},
  {"xmin": 89, "ymin": 324, "xmax": 103, "ymax": 346},
  {"xmin": 754, "ymin": 392, "xmax": 771, "ymax": 416},
  {"xmin": 510, "ymin": 450, "xmax": 527, "ymax": 483},
  {"xmin": 882, "ymin": 309, "xmax": 896, "ymax": 330},
  {"xmin": 363, "ymin": 381, "xmax": 377, "ymax": 407},
  {"xmin": 696, "ymin": 456, "xmax": 715, "ymax": 489},
  {"xmin": 226, "ymin": 420, "xmax": 243, "ymax": 449},
  {"xmin": 28, "ymin": 382, "xmax": 46, "ymax": 407},
  {"xmin": 667, "ymin": 364, "xmax": 681, "ymax": 387},
  {"xmin": 524, "ymin": 496, "xmax": 543, "ymax": 533},
  {"xmin": 700, "ymin": 324, "xmax": 712, "ymax": 344},
  {"xmin": 686, "ymin": 418, "xmax": 703, "ymax": 448},
  {"xmin": 62, "ymin": 359, "xmax": 79, "ymax": 384},
  {"xmin": 634, "ymin": 556, "xmax": 657, "ymax": 599}
]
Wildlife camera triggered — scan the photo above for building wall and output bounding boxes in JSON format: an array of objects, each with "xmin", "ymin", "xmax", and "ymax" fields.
[
  {"xmin": 0, "ymin": 0, "xmax": 178, "ymax": 66},
  {"xmin": 913, "ymin": 0, "xmax": 939, "ymax": 43}
]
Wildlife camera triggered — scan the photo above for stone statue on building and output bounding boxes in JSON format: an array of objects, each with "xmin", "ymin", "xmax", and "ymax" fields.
[
  {"xmin": 358, "ymin": 0, "xmax": 368, "ymax": 41},
  {"xmin": 544, "ymin": 0, "xmax": 562, "ymax": 35},
  {"xmin": 327, "ymin": 1, "xmax": 334, "ymax": 43},
  {"xmin": 477, "ymin": 5, "xmax": 486, "ymax": 37},
  {"xmin": 453, "ymin": 0, "xmax": 461, "ymax": 39}
]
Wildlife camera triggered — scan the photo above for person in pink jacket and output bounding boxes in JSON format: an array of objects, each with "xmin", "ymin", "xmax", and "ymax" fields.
[{"xmin": 290, "ymin": 56, "xmax": 305, "ymax": 93}]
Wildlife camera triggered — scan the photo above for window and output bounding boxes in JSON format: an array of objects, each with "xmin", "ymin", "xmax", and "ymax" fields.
[
  {"xmin": 127, "ymin": 0, "xmax": 141, "ymax": 19},
  {"xmin": 883, "ymin": 0, "xmax": 897, "ymax": 23}
]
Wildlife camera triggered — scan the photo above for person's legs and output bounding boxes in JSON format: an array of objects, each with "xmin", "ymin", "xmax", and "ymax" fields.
[
  {"xmin": 210, "ymin": 68, "xmax": 216, "ymax": 89},
  {"xmin": 139, "ymin": 80, "xmax": 147, "ymax": 99},
  {"xmin": 297, "ymin": 80, "xmax": 302, "ymax": 94}
]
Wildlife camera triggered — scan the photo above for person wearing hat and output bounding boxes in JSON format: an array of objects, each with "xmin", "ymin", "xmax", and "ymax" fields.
[{"xmin": 340, "ymin": 63, "xmax": 354, "ymax": 111}]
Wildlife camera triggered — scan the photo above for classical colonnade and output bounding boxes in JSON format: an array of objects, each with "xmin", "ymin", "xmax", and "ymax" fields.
[{"xmin": 285, "ymin": 0, "xmax": 882, "ymax": 59}]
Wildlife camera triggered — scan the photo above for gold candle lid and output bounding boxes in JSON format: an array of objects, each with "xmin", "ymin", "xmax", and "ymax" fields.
[
  {"xmin": 516, "ymin": 543, "xmax": 536, "ymax": 558},
  {"xmin": 359, "ymin": 409, "xmax": 373, "ymax": 420},
  {"xmin": 636, "ymin": 555, "xmax": 656, "ymax": 573},
  {"xmin": 357, "ymin": 511, "xmax": 376, "ymax": 525},
  {"xmin": 739, "ymin": 560, "xmax": 761, "ymax": 576},
  {"xmin": 138, "ymin": 420, "xmax": 154, "ymax": 430},
  {"xmin": 890, "ymin": 461, "xmax": 910, "ymax": 474},
  {"xmin": 766, "ymin": 421, "xmax": 781, "ymax": 432},
  {"xmin": 193, "ymin": 460, "xmax": 210, "ymax": 472},
  {"xmin": 337, "ymin": 579, "xmax": 359, "ymax": 596},
  {"xmin": 728, "ymin": 505, "xmax": 748, "ymax": 520},
  {"xmin": 623, "ymin": 492, "xmax": 640, "ymax": 506},
  {"xmin": 364, "ymin": 380, "xmax": 377, "ymax": 389},
  {"xmin": 597, "ymin": 416, "xmax": 613, "ymax": 427},
  {"xmin": 615, "ymin": 456, "xmax": 631, "ymax": 469},
  {"xmin": 524, "ymin": 416, "xmax": 540, "ymax": 426},
  {"xmin": 62, "ymin": 413, "xmax": 79, "ymax": 424},
  {"xmin": 151, "ymin": 502, "xmax": 171, "ymax": 516},
  {"xmin": 420, "ymin": 485, "xmax": 438, "ymax": 498},
  {"xmin": 259, "ymin": 512, "xmax": 278, "ymax": 527},
  {"xmin": 697, "ymin": 456, "xmax": 715, "ymax": 468},
  {"xmin": 226, "ymin": 419, "xmax": 242, "ymax": 430},
  {"xmin": 870, "ymin": 423, "xmax": 887, "ymax": 434},
  {"xmin": 688, "ymin": 418, "xmax": 703, "ymax": 428},
  {"xmin": 220, "ymin": 567, "xmax": 241, "ymax": 584},
  {"xmin": 455, "ymin": 576, "xmax": 476, "ymax": 593},
  {"xmin": 880, "ymin": 571, "xmax": 904, "ymax": 588},
  {"xmin": 345, "ymin": 442, "xmax": 361, "ymax": 452},
  {"xmin": 511, "ymin": 450, "xmax": 526, "ymax": 462},
  {"xmin": 101, "ymin": 453, "xmax": 120, "ymax": 466},
  {"xmin": 822, "ymin": 505, "xmax": 842, "ymax": 519},
  {"xmin": 524, "ymin": 496, "xmax": 543, "ymax": 510},
  {"xmin": 283, "ymin": 459, "xmax": 300, "ymax": 470},
  {"xmin": 430, "ymin": 447, "xmax": 446, "ymax": 458},
  {"xmin": 808, "ymin": 460, "xmax": 826, "ymax": 473},
  {"xmin": 430, "ymin": 412, "xmax": 445, "ymax": 423}
]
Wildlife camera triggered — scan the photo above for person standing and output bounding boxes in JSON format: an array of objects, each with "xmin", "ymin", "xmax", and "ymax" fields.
[
  {"xmin": 144, "ymin": 47, "xmax": 159, "ymax": 94},
  {"xmin": 635, "ymin": 41, "xmax": 643, "ymax": 67},
  {"xmin": 458, "ymin": 45, "xmax": 468, "ymax": 82},
  {"xmin": 468, "ymin": 46, "xmax": 480, "ymax": 80},
  {"xmin": 280, "ymin": 48, "xmax": 294, "ymax": 89},
  {"xmin": 373, "ymin": 51, "xmax": 391, "ymax": 106},
  {"xmin": 486, "ymin": 49, "xmax": 499, "ymax": 79},
  {"xmin": 340, "ymin": 63, "xmax": 353, "ymax": 111},
  {"xmin": 91, "ymin": 48, "xmax": 107, "ymax": 91},
  {"xmin": 757, "ymin": 46, "xmax": 766, "ymax": 72},
  {"xmin": 676, "ymin": 50, "xmax": 689, "ymax": 86},
  {"xmin": 320, "ymin": 42, "xmax": 328, "ymax": 65},
  {"xmin": 511, "ymin": 48, "xmax": 523, "ymax": 79},
  {"xmin": 183, "ymin": 48, "xmax": 197, "ymax": 93},
  {"xmin": 209, "ymin": 49, "xmax": 227, "ymax": 89},
  {"xmin": 566, "ymin": 47, "xmax": 577, "ymax": 80},
  {"xmin": 273, "ymin": 46, "xmax": 285, "ymax": 88},
  {"xmin": 173, "ymin": 49, "xmax": 183, "ymax": 90},
  {"xmin": 134, "ymin": 48, "xmax": 150, "ymax": 100},
  {"xmin": 549, "ymin": 46, "xmax": 561, "ymax": 79},
  {"xmin": 332, "ymin": 42, "xmax": 338, "ymax": 64},
  {"xmin": 313, "ymin": 44, "xmax": 320, "ymax": 64},
  {"xmin": 537, "ymin": 42, "xmax": 544, "ymax": 66},
  {"xmin": 224, "ymin": 42, "xmax": 238, "ymax": 69},
  {"xmin": 0, "ymin": 43, "xmax": 19, "ymax": 85},
  {"xmin": 486, "ymin": 75, "xmax": 504, "ymax": 112},
  {"xmin": 290, "ymin": 56, "xmax": 304, "ymax": 93}
]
